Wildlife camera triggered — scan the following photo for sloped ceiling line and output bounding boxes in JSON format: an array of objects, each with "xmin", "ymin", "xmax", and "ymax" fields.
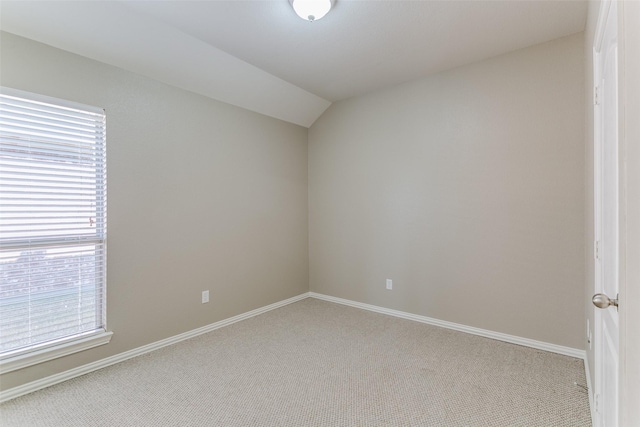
[{"xmin": 0, "ymin": 0, "xmax": 587, "ymax": 128}]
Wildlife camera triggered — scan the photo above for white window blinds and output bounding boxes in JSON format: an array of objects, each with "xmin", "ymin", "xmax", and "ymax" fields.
[{"xmin": 0, "ymin": 88, "xmax": 107, "ymax": 357}]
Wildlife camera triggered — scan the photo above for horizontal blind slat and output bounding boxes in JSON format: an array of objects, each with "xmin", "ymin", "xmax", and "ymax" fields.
[
  {"xmin": 0, "ymin": 163, "xmax": 105, "ymax": 178},
  {"xmin": 0, "ymin": 96, "xmax": 104, "ymax": 119},
  {"xmin": 0, "ymin": 111, "xmax": 105, "ymax": 135},
  {"xmin": 0, "ymin": 127, "xmax": 104, "ymax": 147},
  {"xmin": 0, "ymin": 122, "xmax": 104, "ymax": 145},
  {"xmin": 0, "ymin": 143, "xmax": 104, "ymax": 161},
  {"xmin": 1, "ymin": 136, "xmax": 105, "ymax": 152},
  {"xmin": 0, "ymin": 105, "xmax": 103, "ymax": 128},
  {"xmin": 1, "ymin": 236, "xmax": 105, "ymax": 247}
]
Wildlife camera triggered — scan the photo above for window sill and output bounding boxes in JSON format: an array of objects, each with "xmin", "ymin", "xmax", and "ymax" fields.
[{"xmin": 0, "ymin": 331, "xmax": 113, "ymax": 374}]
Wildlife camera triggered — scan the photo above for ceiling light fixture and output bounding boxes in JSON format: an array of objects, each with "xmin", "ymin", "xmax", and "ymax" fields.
[{"xmin": 289, "ymin": 0, "xmax": 334, "ymax": 22}]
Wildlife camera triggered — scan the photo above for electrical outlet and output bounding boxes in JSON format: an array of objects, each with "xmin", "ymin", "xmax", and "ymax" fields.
[
  {"xmin": 386, "ymin": 279, "xmax": 393, "ymax": 290},
  {"xmin": 202, "ymin": 290, "xmax": 209, "ymax": 304}
]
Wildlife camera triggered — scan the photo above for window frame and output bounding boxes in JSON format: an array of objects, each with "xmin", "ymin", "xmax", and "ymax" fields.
[{"xmin": 0, "ymin": 87, "xmax": 112, "ymax": 374}]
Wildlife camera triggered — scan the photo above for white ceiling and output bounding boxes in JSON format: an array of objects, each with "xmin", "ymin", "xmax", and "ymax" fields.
[{"xmin": 0, "ymin": 1, "xmax": 587, "ymax": 127}]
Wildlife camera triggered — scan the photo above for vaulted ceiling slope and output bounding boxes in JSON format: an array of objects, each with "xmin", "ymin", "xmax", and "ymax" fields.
[{"xmin": 1, "ymin": 1, "xmax": 587, "ymax": 128}]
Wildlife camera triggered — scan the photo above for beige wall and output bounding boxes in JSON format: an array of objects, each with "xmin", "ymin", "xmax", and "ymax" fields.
[
  {"xmin": 309, "ymin": 33, "xmax": 586, "ymax": 349},
  {"xmin": 0, "ymin": 32, "xmax": 309, "ymax": 390}
]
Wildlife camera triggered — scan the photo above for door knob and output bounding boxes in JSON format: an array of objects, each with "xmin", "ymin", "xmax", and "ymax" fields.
[{"xmin": 592, "ymin": 293, "xmax": 619, "ymax": 309}]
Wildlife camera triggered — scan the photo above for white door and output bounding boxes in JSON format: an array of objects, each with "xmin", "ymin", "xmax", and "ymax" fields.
[{"xmin": 593, "ymin": 1, "xmax": 619, "ymax": 425}]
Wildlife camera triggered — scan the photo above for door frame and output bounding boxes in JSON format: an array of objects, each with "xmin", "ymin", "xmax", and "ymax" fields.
[
  {"xmin": 592, "ymin": 0, "xmax": 640, "ymax": 425},
  {"xmin": 592, "ymin": 1, "xmax": 619, "ymax": 424},
  {"xmin": 618, "ymin": 0, "xmax": 640, "ymax": 425}
]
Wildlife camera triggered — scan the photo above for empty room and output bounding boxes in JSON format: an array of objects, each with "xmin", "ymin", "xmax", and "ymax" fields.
[{"xmin": 0, "ymin": 1, "xmax": 639, "ymax": 426}]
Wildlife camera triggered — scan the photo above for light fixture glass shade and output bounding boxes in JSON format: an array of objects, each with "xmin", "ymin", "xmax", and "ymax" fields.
[{"xmin": 291, "ymin": 0, "xmax": 332, "ymax": 22}]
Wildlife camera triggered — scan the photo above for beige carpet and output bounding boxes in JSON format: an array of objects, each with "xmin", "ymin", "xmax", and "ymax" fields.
[{"xmin": 1, "ymin": 298, "xmax": 591, "ymax": 426}]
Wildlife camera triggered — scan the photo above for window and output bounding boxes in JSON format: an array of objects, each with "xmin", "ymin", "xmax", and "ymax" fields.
[{"xmin": 0, "ymin": 88, "xmax": 111, "ymax": 373}]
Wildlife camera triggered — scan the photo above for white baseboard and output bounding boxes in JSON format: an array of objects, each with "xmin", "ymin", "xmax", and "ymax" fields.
[
  {"xmin": 309, "ymin": 292, "xmax": 586, "ymax": 359},
  {"xmin": 0, "ymin": 292, "xmax": 310, "ymax": 403},
  {"xmin": 2, "ymin": 291, "xmax": 587, "ymax": 403}
]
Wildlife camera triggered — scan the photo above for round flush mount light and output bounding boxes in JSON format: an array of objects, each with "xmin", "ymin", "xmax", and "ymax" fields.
[{"xmin": 289, "ymin": 0, "xmax": 334, "ymax": 22}]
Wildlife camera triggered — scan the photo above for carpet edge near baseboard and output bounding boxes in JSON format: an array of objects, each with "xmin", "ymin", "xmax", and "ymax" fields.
[
  {"xmin": 313, "ymin": 291, "xmax": 593, "ymax": 426},
  {"xmin": 1, "ymin": 291, "xmax": 587, "ymax": 403},
  {"xmin": 0, "ymin": 292, "xmax": 311, "ymax": 403},
  {"xmin": 308, "ymin": 292, "xmax": 586, "ymax": 359}
]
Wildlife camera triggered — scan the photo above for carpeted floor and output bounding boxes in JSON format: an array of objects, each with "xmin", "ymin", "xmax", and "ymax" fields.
[{"xmin": 0, "ymin": 298, "xmax": 591, "ymax": 426}]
